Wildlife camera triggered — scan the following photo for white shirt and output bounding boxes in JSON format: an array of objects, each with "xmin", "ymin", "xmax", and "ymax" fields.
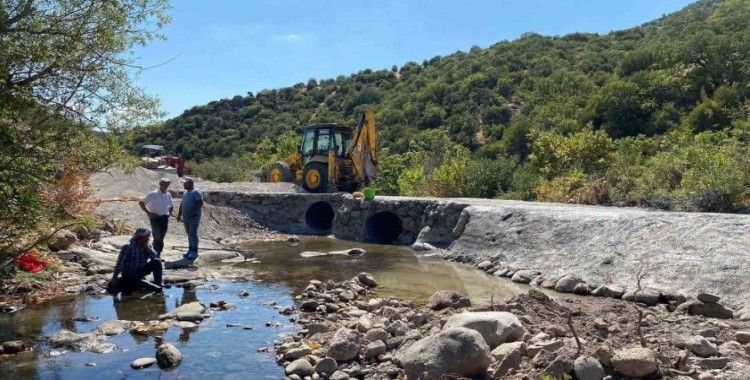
[{"xmin": 142, "ymin": 189, "xmax": 173, "ymax": 216}]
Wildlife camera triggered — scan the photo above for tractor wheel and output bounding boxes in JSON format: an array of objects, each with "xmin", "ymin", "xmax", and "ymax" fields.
[
  {"xmin": 302, "ymin": 162, "xmax": 328, "ymax": 193},
  {"xmin": 266, "ymin": 162, "xmax": 292, "ymax": 183}
]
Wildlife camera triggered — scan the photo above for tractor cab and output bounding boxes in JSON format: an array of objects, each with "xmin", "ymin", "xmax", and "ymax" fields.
[{"xmin": 300, "ymin": 124, "xmax": 352, "ymax": 164}]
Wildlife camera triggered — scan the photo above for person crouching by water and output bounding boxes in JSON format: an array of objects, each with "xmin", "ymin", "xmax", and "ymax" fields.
[
  {"xmin": 138, "ymin": 177, "xmax": 173, "ymax": 255},
  {"xmin": 110, "ymin": 227, "xmax": 168, "ymax": 295},
  {"xmin": 177, "ymin": 177, "xmax": 203, "ymax": 262}
]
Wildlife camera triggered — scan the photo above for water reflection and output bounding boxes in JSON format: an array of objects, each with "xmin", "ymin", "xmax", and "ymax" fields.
[{"xmin": 239, "ymin": 237, "xmax": 526, "ymax": 304}]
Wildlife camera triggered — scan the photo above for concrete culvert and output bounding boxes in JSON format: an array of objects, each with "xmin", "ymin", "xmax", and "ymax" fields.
[
  {"xmin": 305, "ymin": 201, "xmax": 335, "ymax": 233},
  {"xmin": 365, "ymin": 211, "xmax": 403, "ymax": 244}
]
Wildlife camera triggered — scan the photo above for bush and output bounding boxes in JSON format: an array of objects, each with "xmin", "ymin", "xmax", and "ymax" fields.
[
  {"xmin": 466, "ymin": 158, "xmax": 517, "ymax": 198},
  {"xmin": 504, "ymin": 163, "xmax": 543, "ymax": 201},
  {"xmin": 425, "ymin": 157, "xmax": 469, "ymax": 197}
]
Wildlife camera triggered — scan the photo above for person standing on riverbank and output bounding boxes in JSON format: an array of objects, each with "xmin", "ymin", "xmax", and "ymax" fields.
[
  {"xmin": 177, "ymin": 177, "xmax": 203, "ymax": 261},
  {"xmin": 138, "ymin": 178, "xmax": 173, "ymax": 255}
]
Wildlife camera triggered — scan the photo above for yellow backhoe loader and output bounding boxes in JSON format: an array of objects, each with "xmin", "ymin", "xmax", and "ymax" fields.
[{"xmin": 264, "ymin": 109, "xmax": 380, "ymax": 193}]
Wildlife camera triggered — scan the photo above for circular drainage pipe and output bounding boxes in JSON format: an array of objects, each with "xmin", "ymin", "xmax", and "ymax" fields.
[
  {"xmin": 365, "ymin": 211, "xmax": 403, "ymax": 244},
  {"xmin": 305, "ymin": 201, "xmax": 335, "ymax": 233}
]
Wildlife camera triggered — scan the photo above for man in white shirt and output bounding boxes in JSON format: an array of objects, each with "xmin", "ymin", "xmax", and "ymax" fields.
[{"xmin": 138, "ymin": 177, "xmax": 173, "ymax": 255}]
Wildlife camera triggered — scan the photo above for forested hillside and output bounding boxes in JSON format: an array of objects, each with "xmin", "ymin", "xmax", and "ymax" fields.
[{"xmin": 133, "ymin": 0, "xmax": 750, "ymax": 211}]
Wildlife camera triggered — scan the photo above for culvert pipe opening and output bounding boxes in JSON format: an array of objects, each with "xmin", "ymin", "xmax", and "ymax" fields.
[
  {"xmin": 365, "ymin": 211, "xmax": 403, "ymax": 244},
  {"xmin": 305, "ymin": 201, "xmax": 335, "ymax": 233}
]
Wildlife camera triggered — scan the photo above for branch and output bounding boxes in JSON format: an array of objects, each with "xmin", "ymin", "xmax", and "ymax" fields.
[{"xmin": 566, "ymin": 310, "xmax": 582, "ymax": 357}]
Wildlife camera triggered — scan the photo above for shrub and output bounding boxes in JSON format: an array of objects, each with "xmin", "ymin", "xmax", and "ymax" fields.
[
  {"xmin": 425, "ymin": 157, "xmax": 469, "ymax": 197},
  {"xmin": 504, "ymin": 163, "xmax": 543, "ymax": 200},
  {"xmin": 466, "ymin": 158, "xmax": 517, "ymax": 198}
]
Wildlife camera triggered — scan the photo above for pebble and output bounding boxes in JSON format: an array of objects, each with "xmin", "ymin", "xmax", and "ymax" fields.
[{"xmin": 131, "ymin": 357, "xmax": 157, "ymax": 369}]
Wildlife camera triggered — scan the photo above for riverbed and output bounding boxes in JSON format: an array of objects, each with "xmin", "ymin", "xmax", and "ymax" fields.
[{"xmin": 0, "ymin": 237, "xmax": 526, "ymax": 379}]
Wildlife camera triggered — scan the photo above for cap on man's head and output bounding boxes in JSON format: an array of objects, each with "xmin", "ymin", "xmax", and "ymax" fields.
[
  {"xmin": 130, "ymin": 227, "xmax": 152, "ymax": 241},
  {"xmin": 159, "ymin": 177, "xmax": 171, "ymax": 184}
]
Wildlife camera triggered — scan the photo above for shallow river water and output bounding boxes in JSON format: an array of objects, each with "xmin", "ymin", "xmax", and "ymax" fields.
[{"xmin": 0, "ymin": 237, "xmax": 526, "ymax": 379}]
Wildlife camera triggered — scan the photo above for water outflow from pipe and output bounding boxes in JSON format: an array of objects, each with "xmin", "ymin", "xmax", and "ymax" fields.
[
  {"xmin": 365, "ymin": 211, "xmax": 403, "ymax": 244},
  {"xmin": 304, "ymin": 201, "xmax": 335, "ymax": 233}
]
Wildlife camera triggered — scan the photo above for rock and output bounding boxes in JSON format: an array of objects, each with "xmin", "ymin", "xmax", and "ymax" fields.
[
  {"xmin": 238, "ymin": 289, "xmax": 250, "ymax": 298},
  {"xmin": 285, "ymin": 347, "xmax": 312, "ymax": 361},
  {"xmin": 491, "ymin": 342, "xmax": 526, "ymax": 377},
  {"xmin": 397, "ymin": 327, "xmax": 491, "ymax": 379},
  {"xmin": 735, "ymin": 331, "xmax": 750, "ymax": 344},
  {"xmin": 314, "ymin": 357, "xmax": 338, "ymax": 375},
  {"xmin": 611, "ymin": 347, "xmax": 659, "ymax": 378},
  {"xmin": 300, "ymin": 300, "xmax": 318, "ymax": 312},
  {"xmin": 132, "ymin": 321, "xmax": 171, "ymax": 335},
  {"xmin": 443, "ymin": 311, "xmax": 524, "ymax": 348},
  {"xmin": 173, "ymin": 321, "xmax": 198, "ymax": 330},
  {"xmin": 574, "ymin": 356, "xmax": 605, "ymax": 380},
  {"xmin": 1, "ymin": 340, "xmax": 26, "ymax": 354},
  {"xmin": 162, "ymin": 302, "xmax": 206, "ymax": 320},
  {"xmin": 327, "ymin": 328, "xmax": 360, "ymax": 362},
  {"xmin": 695, "ymin": 357, "xmax": 730, "ymax": 370},
  {"xmin": 554, "ymin": 275, "xmax": 585, "ymax": 293},
  {"xmin": 411, "ymin": 242, "xmax": 435, "ymax": 252},
  {"xmin": 688, "ymin": 336, "xmax": 719, "ymax": 358},
  {"xmin": 365, "ymin": 328, "xmax": 390, "ymax": 343},
  {"xmin": 329, "ymin": 371, "xmax": 350, "ymax": 380},
  {"xmin": 622, "ymin": 289, "xmax": 662, "ymax": 306},
  {"xmin": 573, "ymin": 283, "xmax": 592, "ymax": 295},
  {"xmin": 591, "ymin": 285, "xmax": 625, "ymax": 299},
  {"xmin": 285, "ymin": 358, "xmax": 314, "ymax": 376},
  {"xmin": 48, "ymin": 229, "xmax": 77, "ymax": 251},
  {"xmin": 697, "ymin": 293, "xmax": 720, "ymax": 303},
  {"xmin": 155, "ymin": 343, "xmax": 183, "ymax": 369},
  {"xmin": 544, "ymin": 357, "xmax": 574, "ymax": 379},
  {"xmin": 49, "ymin": 329, "xmax": 90, "ymax": 348},
  {"xmin": 677, "ymin": 300, "xmax": 733, "ymax": 319},
  {"xmin": 511, "ymin": 270, "xmax": 540, "ymax": 284},
  {"xmin": 130, "ymin": 357, "xmax": 157, "ymax": 369},
  {"xmin": 94, "ymin": 320, "xmax": 135, "ymax": 336},
  {"xmin": 364, "ymin": 340, "xmax": 386, "ymax": 359},
  {"xmin": 425, "ymin": 290, "xmax": 471, "ymax": 311},
  {"xmin": 477, "ymin": 260, "xmax": 493, "ymax": 270},
  {"xmin": 356, "ymin": 272, "xmax": 377, "ymax": 288},
  {"xmin": 527, "ymin": 339, "xmax": 565, "ymax": 358}
]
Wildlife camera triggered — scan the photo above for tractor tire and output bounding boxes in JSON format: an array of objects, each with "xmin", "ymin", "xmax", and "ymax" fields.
[
  {"xmin": 302, "ymin": 162, "xmax": 328, "ymax": 193},
  {"xmin": 266, "ymin": 162, "xmax": 292, "ymax": 183}
]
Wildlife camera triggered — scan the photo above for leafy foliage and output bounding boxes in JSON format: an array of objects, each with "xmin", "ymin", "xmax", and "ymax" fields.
[{"xmin": 0, "ymin": 0, "xmax": 168, "ymax": 261}]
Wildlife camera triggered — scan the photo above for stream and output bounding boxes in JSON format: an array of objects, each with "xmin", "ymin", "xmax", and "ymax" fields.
[{"xmin": 0, "ymin": 237, "xmax": 527, "ymax": 379}]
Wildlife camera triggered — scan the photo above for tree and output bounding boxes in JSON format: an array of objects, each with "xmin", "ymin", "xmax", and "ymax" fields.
[{"xmin": 0, "ymin": 0, "xmax": 169, "ymax": 260}]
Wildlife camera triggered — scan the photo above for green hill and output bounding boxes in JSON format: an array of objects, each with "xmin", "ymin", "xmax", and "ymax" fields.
[{"xmin": 133, "ymin": 0, "xmax": 749, "ymax": 211}]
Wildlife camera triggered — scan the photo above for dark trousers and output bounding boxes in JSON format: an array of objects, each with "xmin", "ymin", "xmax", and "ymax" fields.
[
  {"xmin": 149, "ymin": 215, "xmax": 169, "ymax": 254},
  {"xmin": 120, "ymin": 259, "xmax": 163, "ymax": 294}
]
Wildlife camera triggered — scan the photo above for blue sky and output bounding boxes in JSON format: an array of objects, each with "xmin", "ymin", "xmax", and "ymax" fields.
[{"xmin": 133, "ymin": 0, "xmax": 695, "ymax": 118}]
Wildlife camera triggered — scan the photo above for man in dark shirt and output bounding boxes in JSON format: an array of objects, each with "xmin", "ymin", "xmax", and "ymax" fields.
[{"xmin": 111, "ymin": 227, "xmax": 167, "ymax": 295}]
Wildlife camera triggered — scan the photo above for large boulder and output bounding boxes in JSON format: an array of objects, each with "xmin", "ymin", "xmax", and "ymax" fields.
[
  {"xmin": 285, "ymin": 358, "xmax": 314, "ymax": 376},
  {"xmin": 491, "ymin": 341, "xmax": 526, "ymax": 377},
  {"xmin": 48, "ymin": 229, "xmax": 77, "ymax": 251},
  {"xmin": 443, "ymin": 311, "xmax": 524, "ymax": 348},
  {"xmin": 622, "ymin": 289, "xmax": 662, "ymax": 306},
  {"xmin": 1, "ymin": 340, "xmax": 26, "ymax": 354},
  {"xmin": 160, "ymin": 302, "xmax": 206, "ymax": 320},
  {"xmin": 327, "ymin": 328, "xmax": 360, "ymax": 362},
  {"xmin": 574, "ymin": 356, "xmax": 605, "ymax": 380},
  {"xmin": 554, "ymin": 275, "xmax": 585, "ymax": 293},
  {"xmin": 397, "ymin": 327, "xmax": 491, "ymax": 379},
  {"xmin": 426, "ymin": 290, "xmax": 471, "ymax": 311},
  {"xmin": 155, "ymin": 343, "xmax": 183, "ymax": 369},
  {"xmin": 676, "ymin": 300, "xmax": 733, "ymax": 319},
  {"xmin": 611, "ymin": 347, "xmax": 659, "ymax": 378}
]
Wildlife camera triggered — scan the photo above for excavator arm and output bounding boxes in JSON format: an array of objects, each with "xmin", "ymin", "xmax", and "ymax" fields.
[{"xmin": 349, "ymin": 109, "xmax": 380, "ymax": 184}]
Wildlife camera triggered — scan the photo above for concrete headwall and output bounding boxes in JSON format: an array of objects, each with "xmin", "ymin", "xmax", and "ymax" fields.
[{"xmin": 200, "ymin": 191, "xmax": 750, "ymax": 310}]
